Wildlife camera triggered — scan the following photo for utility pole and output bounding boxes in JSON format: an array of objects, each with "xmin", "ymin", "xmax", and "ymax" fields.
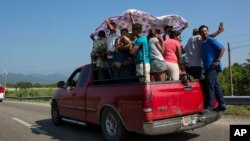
[
  {"xmin": 228, "ymin": 42, "xmax": 234, "ymax": 96},
  {"xmin": 3, "ymin": 70, "xmax": 8, "ymax": 88}
]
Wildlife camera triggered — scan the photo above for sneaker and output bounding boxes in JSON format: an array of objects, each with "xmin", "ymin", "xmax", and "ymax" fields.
[
  {"xmin": 201, "ymin": 108, "xmax": 213, "ymax": 114},
  {"xmin": 216, "ymin": 106, "xmax": 227, "ymax": 112}
]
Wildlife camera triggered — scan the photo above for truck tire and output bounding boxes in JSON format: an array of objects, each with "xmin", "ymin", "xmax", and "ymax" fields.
[
  {"xmin": 51, "ymin": 102, "xmax": 62, "ymax": 125},
  {"xmin": 0, "ymin": 100, "xmax": 2, "ymax": 102},
  {"xmin": 101, "ymin": 108, "xmax": 127, "ymax": 141}
]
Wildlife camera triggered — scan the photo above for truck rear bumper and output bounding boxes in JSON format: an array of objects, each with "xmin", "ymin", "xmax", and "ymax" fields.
[{"xmin": 143, "ymin": 111, "xmax": 221, "ymax": 135}]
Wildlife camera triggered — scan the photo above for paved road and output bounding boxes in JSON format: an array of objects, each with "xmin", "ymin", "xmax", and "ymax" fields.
[{"xmin": 0, "ymin": 101, "xmax": 249, "ymax": 141}]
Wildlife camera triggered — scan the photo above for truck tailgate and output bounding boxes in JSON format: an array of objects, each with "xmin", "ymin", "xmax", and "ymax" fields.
[{"xmin": 150, "ymin": 81, "xmax": 204, "ymax": 120}]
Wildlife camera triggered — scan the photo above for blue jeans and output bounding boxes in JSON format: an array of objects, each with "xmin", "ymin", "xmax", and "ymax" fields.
[
  {"xmin": 205, "ymin": 69, "xmax": 226, "ymax": 111},
  {"xmin": 189, "ymin": 66, "xmax": 203, "ymax": 79}
]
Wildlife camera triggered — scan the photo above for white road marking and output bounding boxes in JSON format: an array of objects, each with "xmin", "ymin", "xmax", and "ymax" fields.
[{"xmin": 12, "ymin": 117, "xmax": 48, "ymax": 134}]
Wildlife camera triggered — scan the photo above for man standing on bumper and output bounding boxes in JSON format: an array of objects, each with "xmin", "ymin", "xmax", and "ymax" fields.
[{"xmin": 199, "ymin": 25, "xmax": 226, "ymax": 112}]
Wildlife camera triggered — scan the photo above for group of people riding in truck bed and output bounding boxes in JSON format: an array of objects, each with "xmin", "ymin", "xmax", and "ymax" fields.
[{"xmin": 90, "ymin": 12, "xmax": 225, "ymax": 83}]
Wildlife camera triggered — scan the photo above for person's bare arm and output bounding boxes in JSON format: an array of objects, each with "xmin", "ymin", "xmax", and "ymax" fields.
[
  {"xmin": 209, "ymin": 23, "xmax": 224, "ymax": 37},
  {"xmin": 105, "ymin": 18, "xmax": 115, "ymax": 32},
  {"xmin": 155, "ymin": 41, "xmax": 163, "ymax": 54},
  {"xmin": 129, "ymin": 44, "xmax": 139, "ymax": 55},
  {"xmin": 122, "ymin": 36, "xmax": 132, "ymax": 48},
  {"xmin": 176, "ymin": 46, "xmax": 182, "ymax": 68},
  {"xmin": 213, "ymin": 48, "xmax": 225, "ymax": 68},
  {"xmin": 157, "ymin": 36, "xmax": 164, "ymax": 54},
  {"xmin": 216, "ymin": 47, "xmax": 225, "ymax": 61},
  {"xmin": 129, "ymin": 12, "xmax": 135, "ymax": 26}
]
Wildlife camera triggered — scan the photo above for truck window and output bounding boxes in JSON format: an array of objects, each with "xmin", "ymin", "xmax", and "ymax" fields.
[
  {"xmin": 79, "ymin": 66, "xmax": 90, "ymax": 87},
  {"xmin": 67, "ymin": 68, "xmax": 81, "ymax": 87}
]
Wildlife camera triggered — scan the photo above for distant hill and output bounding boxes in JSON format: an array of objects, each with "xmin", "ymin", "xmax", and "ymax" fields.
[{"xmin": 0, "ymin": 73, "xmax": 67, "ymax": 84}]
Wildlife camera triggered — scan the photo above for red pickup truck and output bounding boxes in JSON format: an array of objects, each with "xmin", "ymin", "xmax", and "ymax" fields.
[{"xmin": 51, "ymin": 64, "xmax": 220, "ymax": 141}]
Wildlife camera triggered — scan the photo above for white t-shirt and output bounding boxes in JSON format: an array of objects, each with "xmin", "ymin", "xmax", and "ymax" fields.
[
  {"xmin": 184, "ymin": 35, "xmax": 203, "ymax": 67},
  {"xmin": 149, "ymin": 37, "xmax": 164, "ymax": 61},
  {"xmin": 107, "ymin": 28, "xmax": 121, "ymax": 52}
]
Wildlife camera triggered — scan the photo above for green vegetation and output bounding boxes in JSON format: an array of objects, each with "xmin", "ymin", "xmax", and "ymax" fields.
[
  {"xmin": 225, "ymin": 105, "xmax": 250, "ymax": 116},
  {"xmin": 220, "ymin": 56, "xmax": 250, "ymax": 115},
  {"xmin": 5, "ymin": 81, "xmax": 56, "ymax": 97},
  {"xmin": 5, "ymin": 88, "xmax": 55, "ymax": 103},
  {"xmin": 6, "ymin": 88, "xmax": 55, "ymax": 97},
  {"xmin": 6, "ymin": 82, "xmax": 56, "ymax": 89},
  {"xmin": 220, "ymin": 56, "xmax": 250, "ymax": 96},
  {"xmin": 5, "ymin": 82, "xmax": 56, "ymax": 103}
]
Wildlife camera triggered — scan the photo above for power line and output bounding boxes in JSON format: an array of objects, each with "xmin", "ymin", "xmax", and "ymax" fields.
[
  {"xmin": 221, "ymin": 33, "xmax": 250, "ymax": 40},
  {"xmin": 231, "ymin": 40, "xmax": 250, "ymax": 45},
  {"xmin": 231, "ymin": 45, "xmax": 250, "ymax": 50}
]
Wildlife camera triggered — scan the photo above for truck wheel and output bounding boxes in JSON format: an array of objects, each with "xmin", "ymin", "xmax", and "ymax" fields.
[
  {"xmin": 101, "ymin": 108, "xmax": 127, "ymax": 141},
  {"xmin": 51, "ymin": 102, "xmax": 62, "ymax": 125},
  {"xmin": 0, "ymin": 100, "xmax": 3, "ymax": 102}
]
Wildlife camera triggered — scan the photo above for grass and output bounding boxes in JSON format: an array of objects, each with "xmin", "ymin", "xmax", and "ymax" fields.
[
  {"xmin": 225, "ymin": 105, "xmax": 250, "ymax": 116},
  {"xmin": 5, "ymin": 88, "xmax": 55, "ymax": 103},
  {"xmin": 5, "ymin": 88, "xmax": 55, "ymax": 97}
]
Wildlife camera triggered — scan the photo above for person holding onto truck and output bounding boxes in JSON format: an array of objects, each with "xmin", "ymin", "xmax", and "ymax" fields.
[
  {"xmin": 184, "ymin": 23, "xmax": 224, "ymax": 79},
  {"xmin": 129, "ymin": 23, "xmax": 150, "ymax": 83},
  {"xmin": 163, "ymin": 30, "xmax": 183, "ymax": 80},
  {"xmin": 105, "ymin": 18, "xmax": 121, "ymax": 78},
  {"xmin": 114, "ymin": 28, "xmax": 135, "ymax": 80},
  {"xmin": 148, "ymin": 28, "xmax": 167, "ymax": 81},
  {"xmin": 199, "ymin": 25, "xmax": 226, "ymax": 112},
  {"xmin": 90, "ymin": 30, "xmax": 109, "ymax": 80}
]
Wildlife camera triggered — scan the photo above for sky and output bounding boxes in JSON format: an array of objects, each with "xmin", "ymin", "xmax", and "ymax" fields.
[{"xmin": 1, "ymin": 0, "xmax": 250, "ymax": 76}]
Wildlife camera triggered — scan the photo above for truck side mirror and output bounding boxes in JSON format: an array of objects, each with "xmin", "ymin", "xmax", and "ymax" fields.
[{"xmin": 57, "ymin": 81, "xmax": 66, "ymax": 88}]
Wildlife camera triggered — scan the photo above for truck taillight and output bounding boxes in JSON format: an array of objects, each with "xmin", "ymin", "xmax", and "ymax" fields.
[
  {"xmin": 143, "ymin": 85, "xmax": 153, "ymax": 122},
  {"xmin": 143, "ymin": 108, "xmax": 153, "ymax": 122}
]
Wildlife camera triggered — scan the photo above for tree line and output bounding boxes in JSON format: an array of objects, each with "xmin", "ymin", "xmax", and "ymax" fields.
[{"xmin": 220, "ymin": 57, "xmax": 250, "ymax": 96}]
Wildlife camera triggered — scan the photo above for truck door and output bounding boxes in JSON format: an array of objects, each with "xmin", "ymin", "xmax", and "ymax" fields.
[{"xmin": 59, "ymin": 66, "xmax": 90, "ymax": 120}]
